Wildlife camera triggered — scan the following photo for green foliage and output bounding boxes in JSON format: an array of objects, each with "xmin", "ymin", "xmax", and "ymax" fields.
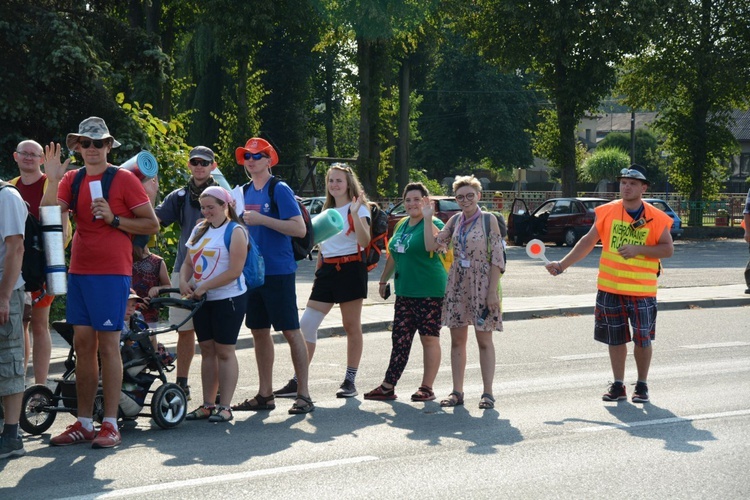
[
  {"xmin": 408, "ymin": 168, "xmax": 445, "ymax": 196},
  {"xmin": 467, "ymin": 0, "xmax": 660, "ymax": 196},
  {"xmin": 117, "ymin": 93, "xmax": 193, "ymax": 272},
  {"xmin": 531, "ymin": 108, "xmax": 587, "ymax": 175},
  {"xmin": 581, "ymin": 148, "xmax": 631, "ymax": 183},
  {"xmin": 618, "ymin": 0, "xmax": 750, "ymax": 203},
  {"xmin": 412, "ymin": 26, "xmax": 538, "ymax": 180},
  {"xmin": 597, "ymin": 129, "xmax": 664, "ymax": 183}
]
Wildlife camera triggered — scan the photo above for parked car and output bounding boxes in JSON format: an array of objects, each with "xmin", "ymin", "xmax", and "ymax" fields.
[
  {"xmin": 299, "ymin": 196, "xmax": 326, "ymax": 219},
  {"xmin": 386, "ymin": 196, "xmax": 461, "ymax": 237},
  {"xmin": 644, "ymin": 198, "xmax": 684, "ymax": 239},
  {"xmin": 508, "ymin": 197, "xmax": 608, "ymax": 246}
]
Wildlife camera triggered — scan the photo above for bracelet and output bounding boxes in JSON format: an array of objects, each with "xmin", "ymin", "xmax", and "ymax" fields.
[{"xmin": 378, "ymin": 282, "xmax": 387, "ymax": 285}]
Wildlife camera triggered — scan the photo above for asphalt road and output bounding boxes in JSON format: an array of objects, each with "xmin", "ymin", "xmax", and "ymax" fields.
[{"xmin": 2, "ymin": 306, "xmax": 749, "ymax": 499}]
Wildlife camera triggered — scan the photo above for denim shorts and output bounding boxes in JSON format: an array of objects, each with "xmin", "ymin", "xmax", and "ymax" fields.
[{"xmin": 245, "ymin": 273, "xmax": 300, "ymax": 331}]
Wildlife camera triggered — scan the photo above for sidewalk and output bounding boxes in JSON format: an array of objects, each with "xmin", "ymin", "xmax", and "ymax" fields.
[{"xmin": 44, "ymin": 284, "xmax": 750, "ymax": 375}]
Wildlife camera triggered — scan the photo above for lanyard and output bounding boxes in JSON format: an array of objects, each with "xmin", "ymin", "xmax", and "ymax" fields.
[
  {"xmin": 399, "ymin": 219, "xmax": 422, "ymax": 244},
  {"xmin": 457, "ymin": 216, "xmax": 478, "ymax": 257}
]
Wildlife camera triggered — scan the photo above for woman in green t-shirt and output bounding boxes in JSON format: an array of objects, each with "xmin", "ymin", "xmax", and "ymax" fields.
[{"xmin": 364, "ymin": 183, "xmax": 448, "ymax": 402}]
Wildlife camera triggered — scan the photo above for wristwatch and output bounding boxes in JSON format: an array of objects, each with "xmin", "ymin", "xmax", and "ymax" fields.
[{"xmin": 110, "ymin": 215, "xmax": 121, "ymax": 228}]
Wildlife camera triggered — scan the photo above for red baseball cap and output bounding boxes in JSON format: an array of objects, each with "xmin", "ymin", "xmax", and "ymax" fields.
[{"xmin": 235, "ymin": 137, "xmax": 279, "ymax": 167}]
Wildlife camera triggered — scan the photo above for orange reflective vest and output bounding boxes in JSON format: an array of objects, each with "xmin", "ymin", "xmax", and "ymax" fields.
[{"xmin": 594, "ymin": 200, "xmax": 672, "ymax": 297}]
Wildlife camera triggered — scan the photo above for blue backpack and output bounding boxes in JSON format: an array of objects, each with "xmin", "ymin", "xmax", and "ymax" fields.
[{"xmin": 224, "ymin": 221, "xmax": 264, "ymax": 290}]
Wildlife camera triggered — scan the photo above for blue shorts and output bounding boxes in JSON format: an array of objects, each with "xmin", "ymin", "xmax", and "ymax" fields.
[
  {"xmin": 245, "ymin": 273, "xmax": 300, "ymax": 332},
  {"xmin": 193, "ymin": 294, "xmax": 247, "ymax": 345},
  {"xmin": 594, "ymin": 290, "xmax": 657, "ymax": 347},
  {"xmin": 67, "ymin": 274, "xmax": 130, "ymax": 331}
]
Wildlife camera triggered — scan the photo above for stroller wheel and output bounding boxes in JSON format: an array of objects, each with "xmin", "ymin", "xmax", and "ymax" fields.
[
  {"xmin": 151, "ymin": 383, "xmax": 187, "ymax": 429},
  {"xmin": 20, "ymin": 384, "xmax": 57, "ymax": 435}
]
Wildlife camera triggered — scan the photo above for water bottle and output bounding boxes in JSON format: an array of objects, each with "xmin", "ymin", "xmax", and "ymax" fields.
[{"xmin": 476, "ymin": 308, "xmax": 490, "ymax": 328}]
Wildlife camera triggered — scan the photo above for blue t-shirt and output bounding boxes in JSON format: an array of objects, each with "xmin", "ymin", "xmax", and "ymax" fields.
[{"xmin": 242, "ymin": 177, "xmax": 301, "ymax": 275}]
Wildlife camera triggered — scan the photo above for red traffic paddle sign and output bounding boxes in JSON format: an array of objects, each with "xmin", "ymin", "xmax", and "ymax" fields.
[{"xmin": 525, "ymin": 239, "xmax": 550, "ymax": 264}]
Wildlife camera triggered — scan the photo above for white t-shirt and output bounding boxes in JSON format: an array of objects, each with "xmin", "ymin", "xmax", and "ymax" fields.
[
  {"xmin": 319, "ymin": 203, "xmax": 370, "ymax": 258},
  {"xmin": 186, "ymin": 223, "xmax": 247, "ymax": 301},
  {"xmin": 0, "ymin": 186, "xmax": 27, "ymax": 290}
]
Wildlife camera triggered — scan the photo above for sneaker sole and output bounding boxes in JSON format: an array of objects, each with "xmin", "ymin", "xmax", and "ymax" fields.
[
  {"xmin": 336, "ymin": 392, "xmax": 358, "ymax": 398},
  {"xmin": 0, "ymin": 448, "xmax": 25, "ymax": 459},
  {"xmin": 632, "ymin": 396, "xmax": 650, "ymax": 403},
  {"xmin": 92, "ymin": 440, "xmax": 121, "ymax": 449},
  {"xmin": 602, "ymin": 395, "xmax": 627, "ymax": 402},
  {"xmin": 273, "ymin": 392, "xmax": 298, "ymax": 398}
]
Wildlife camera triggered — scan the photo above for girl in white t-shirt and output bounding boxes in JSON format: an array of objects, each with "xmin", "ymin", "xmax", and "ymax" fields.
[
  {"xmin": 276, "ymin": 164, "xmax": 371, "ymax": 399},
  {"xmin": 180, "ymin": 186, "xmax": 248, "ymax": 423}
]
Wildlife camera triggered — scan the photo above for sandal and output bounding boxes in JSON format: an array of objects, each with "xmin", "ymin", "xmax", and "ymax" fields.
[
  {"xmin": 439, "ymin": 391, "xmax": 464, "ymax": 407},
  {"xmin": 231, "ymin": 393, "xmax": 275, "ymax": 411},
  {"xmin": 364, "ymin": 384, "xmax": 397, "ymax": 401},
  {"xmin": 186, "ymin": 405, "xmax": 214, "ymax": 420},
  {"xmin": 479, "ymin": 393, "xmax": 496, "ymax": 409},
  {"xmin": 411, "ymin": 385, "xmax": 435, "ymax": 402},
  {"xmin": 288, "ymin": 395, "xmax": 315, "ymax": 415},
  {"xmin": 208, "ymin": 407, "xmax": 233, "ymax": 422}
]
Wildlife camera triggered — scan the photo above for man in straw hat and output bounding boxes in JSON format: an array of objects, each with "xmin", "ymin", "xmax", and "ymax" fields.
[
  {"xmin": 41, "ymin": 117, "xmax": 159, "ymax": 449},
  {"xmin": 545, "ymin": 164, "xmax": 673, "ymax": 404},
  {"xmin": 230, "ymin": 137, "xmax": 314, "ymax": 415}
]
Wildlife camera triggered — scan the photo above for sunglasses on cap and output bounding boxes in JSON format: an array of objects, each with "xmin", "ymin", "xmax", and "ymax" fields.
[
  {"xmin": 79, "ymin": 139, "xmax": 108, "ymax": 149},
  {"xmin": 189, "ymin": 158, "xmax": 211, "ymax": 167},
  {"xmin": 619, "ymin": 168, "xmax": 648, "ymax": 181},
  {"xmin": 244, "ymin": 152, "xmax": 268, "ymax": 161}
]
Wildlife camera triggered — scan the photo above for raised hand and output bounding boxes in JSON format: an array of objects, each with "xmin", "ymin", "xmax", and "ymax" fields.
[
  {"xmin": 43, "ymin": 142, "xmax": 71, "ymax": 181},
  {"xmin": 421, "ymin": 197, "xmax": 435, "ymax": 218},
  {"xmin": 350, "ymin": 192, "xmax": 366, "ymax": 214}
]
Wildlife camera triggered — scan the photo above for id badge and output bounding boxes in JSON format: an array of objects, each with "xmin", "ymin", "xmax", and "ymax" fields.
[
  {"xmin": 396, "ymin": 243, "xmax": 405, "ymax": 253},
  {"xmin": 460, "ymin": 259, "xmax": 471, "ymax": 268}
]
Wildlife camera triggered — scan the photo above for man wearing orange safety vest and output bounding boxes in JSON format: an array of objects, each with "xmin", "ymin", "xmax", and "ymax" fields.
[{"xmin": 546, "ymin": 165, "xmax": 673, "ymax": 403}]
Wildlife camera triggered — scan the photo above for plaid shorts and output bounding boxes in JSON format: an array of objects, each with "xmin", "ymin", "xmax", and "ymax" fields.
[{"xmin": 594, "ymin": 290, "xmax": 657, "ymax": 347}]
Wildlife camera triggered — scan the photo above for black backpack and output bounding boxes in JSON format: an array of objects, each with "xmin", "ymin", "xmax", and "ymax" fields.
[
  {"xmin": 69, "ymin": 166, "xmax": 119, "ymax": 216},
  {"xmin": 0, "ymin": 183, "xmax": 47, "ymax": 292},
  {"xmin": 244, "ymin": 176, "xmax": 314, "ymax": 261},
  {"xmin": 347, "ymin": 202, "xmax": 388, "ymax": 271}
]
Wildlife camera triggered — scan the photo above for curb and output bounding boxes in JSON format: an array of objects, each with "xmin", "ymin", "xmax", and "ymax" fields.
[{"xmin": 45, "ymin": 296, "xmax": 749, "ymax": 375}]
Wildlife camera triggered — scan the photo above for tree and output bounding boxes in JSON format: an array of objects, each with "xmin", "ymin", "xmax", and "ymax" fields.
[
  {"xmin": 597, "ymin": 129, "xmax": 663, "ymax": 183},
  {"xmin": 466, "ymin": 0, "xmax": 659, "ymax": 196},
  {"xmin": 619, "ymin": 0, "xmax": 750, "ymax": 222},
  {"xmin": 581, "ymin": 147, "xmax": 631, "ymax": 183},
  {"xmin": 412, "ymin": 26, "xmax": 538, "ymax": 181}
]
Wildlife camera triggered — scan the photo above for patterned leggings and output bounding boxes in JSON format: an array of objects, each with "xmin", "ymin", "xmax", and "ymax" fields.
[{"xmin": 384, "ymin": 296, "xmax": 443, "ymax": 385}]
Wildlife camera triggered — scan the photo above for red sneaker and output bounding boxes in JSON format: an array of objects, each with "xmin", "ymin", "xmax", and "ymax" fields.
[
  {"xmin": 49, "ymin": 421, "xmax": 97, "ymax": 446},
  {"xmin": 91, "ymin": 422, "xmax": 121, "ymax": 449}
]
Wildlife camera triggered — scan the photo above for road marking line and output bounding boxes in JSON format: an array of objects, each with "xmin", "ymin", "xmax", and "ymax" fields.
[
  {"xmin": 61, "ymin": 455, "xmax": 379, "ymax": 499},
  {"xmin": 552, "ymin": 353, "xmax": 609, "ymax": 361},
  {"xmin": 681, "ymin": 342, "xmax": 750, "ymax": 349},
  {"xmin": 575, "ymin": 409, "xmax": 750, "ymax": 433}
]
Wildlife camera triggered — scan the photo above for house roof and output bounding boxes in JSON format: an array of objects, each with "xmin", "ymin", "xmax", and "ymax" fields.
[
  {"xmin": 729, "ymin": 110, "xmax": 750, "ymax": 142},
  {"xmin": 597, "ymin": 112, "xmax": 658, "ymax": 134}
]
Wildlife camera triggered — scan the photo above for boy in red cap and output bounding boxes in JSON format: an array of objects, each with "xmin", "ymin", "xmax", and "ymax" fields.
[{"xmin": 231, "ymin": 138, "xmax": 314, "ymax": 414}]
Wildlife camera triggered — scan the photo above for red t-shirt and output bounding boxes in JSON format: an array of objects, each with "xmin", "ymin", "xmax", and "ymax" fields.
[
  {"xmin": 13, "ymin": 175, "xmax": 46, "ymax": 219},
  {"xmin": 58, "ymin": 167, "xmax": 150, "ymax": 275}
]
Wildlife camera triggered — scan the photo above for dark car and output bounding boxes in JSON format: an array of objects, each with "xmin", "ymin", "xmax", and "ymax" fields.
[
  {"xmin": 386, "ymin": 196, "xmax": 461, "ymax": 237},
  {"xmin": 644, "ymin": 198, "xmax": 684, "ymax": 239},
  {"xmin": 508, "ymin": 197, "xmax": 608, "ymax": 246}
]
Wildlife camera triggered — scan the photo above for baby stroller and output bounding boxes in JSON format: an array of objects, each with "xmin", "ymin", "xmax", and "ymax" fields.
[{"xmin": 20, "ymin": 289, "xmax": 205, "ymax": 435}]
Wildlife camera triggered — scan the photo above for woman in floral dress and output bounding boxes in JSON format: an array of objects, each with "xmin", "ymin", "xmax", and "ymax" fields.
[{"xmin": 423, "ymin": 175, "xmax": 505, "ymax": 409}]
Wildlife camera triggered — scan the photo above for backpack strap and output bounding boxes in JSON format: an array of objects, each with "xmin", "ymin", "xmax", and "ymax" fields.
[
  {"xmin": 69, "ymin": 165, "xmax": 119, "ymax": 214},
  {"xmin": 223, "ymin": 221, "xmax": 245, "ymax": 288}
]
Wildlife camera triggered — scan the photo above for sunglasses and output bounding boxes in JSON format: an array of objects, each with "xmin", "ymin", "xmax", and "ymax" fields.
[
  {"xmin": 189, "ymin": 158, "xmax": 211, "ymax": 167},
  {"xmin": 244, "ymin": 152, "xmax": 268, "ymax": 161},
  {"xmin": 619, "ymin": 168, "xmax": 648, "ymax": 181},
  {"xmin": 79, "ymin": 139, "xmax": 108, "ymax": 149},
  {"xmin": 455, "ymin": 192, "xmax": 476, "ymax": 202}
]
